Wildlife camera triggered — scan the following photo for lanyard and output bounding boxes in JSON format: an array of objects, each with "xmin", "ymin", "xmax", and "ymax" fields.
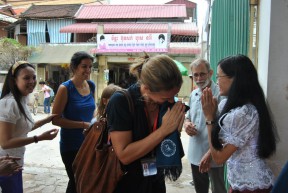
[
  {"xmin": 152, "ymin": 110, "xmax": 159, "ymax": 132},
  {"xmin": 143, "ymin": 107, "xmax": 159, "ymax": 158}
]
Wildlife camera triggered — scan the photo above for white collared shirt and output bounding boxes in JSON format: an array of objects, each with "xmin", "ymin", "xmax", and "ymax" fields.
[{"xmin": 186, "ymin": 81, "xmax": 223, "ymax": 167}]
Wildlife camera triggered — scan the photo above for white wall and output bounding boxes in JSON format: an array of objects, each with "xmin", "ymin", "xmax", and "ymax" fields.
[
  {"xmin": 258, "ymin": 0, "xmax": 271, "ymax": 94},
  {"xmin": 258, "ymin": 0, "xmax": 288, "ymax": 175}
]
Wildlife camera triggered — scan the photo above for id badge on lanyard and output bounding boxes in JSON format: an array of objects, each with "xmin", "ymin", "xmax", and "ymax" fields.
[
  {"xmin": 141, "ymin": 108, "xmax": 159, "ymax": 177},
  {"xmin": 141, "ymin": 157, "xmax": 157, "ymax": 176}
]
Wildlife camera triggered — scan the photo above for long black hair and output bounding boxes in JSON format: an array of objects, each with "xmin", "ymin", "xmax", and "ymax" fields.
[
  {"xmin": 1, "ymin": 62, "xmax": 35, "ymax": 122},
  {"xmin": 212, "ymin": 55, "xmax": 277, "ymax": 159}
]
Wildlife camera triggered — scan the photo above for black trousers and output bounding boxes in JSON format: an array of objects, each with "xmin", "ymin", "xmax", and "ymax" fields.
[
  {"xmin": 191, "ymin": 164, "xmax": 210, "ymax": 193},
  {"xmin": 191, "ymin": 164, "xmax": 226, "ymax": 193},
  {"xmin": 61, "ymin": 150, "xmax": 78, "ymax": 193}
]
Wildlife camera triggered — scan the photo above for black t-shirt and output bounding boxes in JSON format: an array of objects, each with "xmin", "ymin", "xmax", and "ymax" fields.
[{"xmin": 106, "ymin": 83, "xmax": 165, "ymax": 193}]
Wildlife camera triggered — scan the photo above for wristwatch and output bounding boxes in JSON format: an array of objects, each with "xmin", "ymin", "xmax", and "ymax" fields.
[{"xmin": 206, "ymin": 120, "xmax": 215, "ymax": 125}]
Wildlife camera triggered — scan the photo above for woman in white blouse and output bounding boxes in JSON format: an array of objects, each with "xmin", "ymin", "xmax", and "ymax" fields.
[
  {"xmin": 0, "ymin": 61, "xmax": 59, "ymax": 193},
  {"xmin": 201, "ymin": 55, "xmax": 277, "ymax": 193}
]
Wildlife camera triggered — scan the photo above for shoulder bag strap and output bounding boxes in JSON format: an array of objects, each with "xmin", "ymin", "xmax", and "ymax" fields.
[{"xmin": 116, "ymin": 89, "xmax": 134, "ymax": 113}]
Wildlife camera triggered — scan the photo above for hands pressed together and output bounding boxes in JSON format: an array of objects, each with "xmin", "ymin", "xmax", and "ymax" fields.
[
  {"xmin": 201, "ymin": 88, "xmax": 218, "ymax": 122},
  {"xmin": 161, "ymin": 102, "xmax": 186, "ymax": 136}
]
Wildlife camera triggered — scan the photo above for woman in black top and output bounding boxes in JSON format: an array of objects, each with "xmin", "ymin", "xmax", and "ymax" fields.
[{"xmin": 107, "ymin": 54, "xmax": 185, "ymax": 193}]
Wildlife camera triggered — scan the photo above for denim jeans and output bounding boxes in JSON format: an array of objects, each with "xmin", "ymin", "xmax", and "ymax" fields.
[{"xmin": 43, "ymin": 97, "xmax": 51, "ymax": 113}]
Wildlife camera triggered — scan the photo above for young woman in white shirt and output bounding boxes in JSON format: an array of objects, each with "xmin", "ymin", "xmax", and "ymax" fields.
[{"xmin": 0, "ymin": 61, "xmax": 58, "ymax": 193}]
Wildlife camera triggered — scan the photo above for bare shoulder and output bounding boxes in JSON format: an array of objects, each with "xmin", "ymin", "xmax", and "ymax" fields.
[{"xmin": 56, "ymin": 85, "xmax": 68, "ymax": 95}]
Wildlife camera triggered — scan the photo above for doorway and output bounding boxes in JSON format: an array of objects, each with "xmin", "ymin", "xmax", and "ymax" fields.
[{"xmin": 108, "ymin": 63, "xmax": 137, "ymax": 88}]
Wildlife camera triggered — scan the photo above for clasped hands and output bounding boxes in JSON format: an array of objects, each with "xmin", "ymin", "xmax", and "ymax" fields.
[
  {"xmin": 201, "ymin": 88, "xmax": 217, "ymax": 122},
  {"xmin": 0, "ymin": 155, "xmax": 22, "ymax": 176},
  {"xmin": 161, "ymin": 102, "xmax": 186, "ymax": 135}
]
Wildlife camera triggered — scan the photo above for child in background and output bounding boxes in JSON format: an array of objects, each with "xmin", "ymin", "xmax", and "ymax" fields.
[
  {"xmin": 88, "ymin": 84, "xmax": 122, "ymax": 131},
  {"xmin": 39, "ymin": 81, "xmax": 51, "ymax": 114}
]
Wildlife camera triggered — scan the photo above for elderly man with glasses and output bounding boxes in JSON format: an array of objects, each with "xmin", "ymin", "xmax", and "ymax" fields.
[{"xmin": 184, "ymin": 58, "xmax": 226, "ymax": 193}]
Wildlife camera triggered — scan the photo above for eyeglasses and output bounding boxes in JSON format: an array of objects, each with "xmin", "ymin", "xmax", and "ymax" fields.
[
  {"xmin": 192, "ymin": 72, "xmax": 208, "ymax": 78},
  {"xmin": 216, "ymin": 75, "xmax": 228, "ymax": 79}
]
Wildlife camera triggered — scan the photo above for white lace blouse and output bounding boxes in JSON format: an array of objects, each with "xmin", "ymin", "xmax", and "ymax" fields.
[{"xmin": 218, "ymin": 99, "xmax": 274, "ymax": 191}]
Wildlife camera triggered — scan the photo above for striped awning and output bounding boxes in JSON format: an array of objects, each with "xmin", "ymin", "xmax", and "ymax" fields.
[
  {"xmin": 168, "ymin": 47, "xmax": 201, "ymax": 54},
  {"xmin": 168, "ymin": 42, "xmax": 201, "ymax": 54},
  {"xmin": 60, "ymin": 23, "xmax": 198, "ymax": 36}
]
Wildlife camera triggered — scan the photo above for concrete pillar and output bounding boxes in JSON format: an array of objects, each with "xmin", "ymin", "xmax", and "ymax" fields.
[{"xmin": 96, "ymin": 56, "xmax": 107, "ymax": 103}]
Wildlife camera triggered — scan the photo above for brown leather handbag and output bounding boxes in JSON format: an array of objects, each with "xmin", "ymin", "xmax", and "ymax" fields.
[
  {"xmin": 73, "ymin": 90, "xmax": 133, "ymax": 193},
  {"xmin": 73, "ymin": 117, "xmax": 123, "ymax": 193}
]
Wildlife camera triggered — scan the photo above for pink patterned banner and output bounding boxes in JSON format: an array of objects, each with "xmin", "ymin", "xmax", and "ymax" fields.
[{"xmin": 96, "ymin": 33, "xmax": 168, "ymax": 53}]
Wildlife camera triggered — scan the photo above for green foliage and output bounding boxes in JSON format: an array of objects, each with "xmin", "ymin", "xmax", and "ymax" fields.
[
  {"xmin": 0, "ymin": 38, "xmax": 21, "ymax": 46},
  {"xmin": 0, "ymin": 38, "xmax": 36, "ymax": 70}
]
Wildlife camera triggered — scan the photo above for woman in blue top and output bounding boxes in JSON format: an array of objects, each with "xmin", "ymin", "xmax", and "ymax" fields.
[{"xmin": 52, "ymin": 51, "xmax": 96, "ymax": 193}]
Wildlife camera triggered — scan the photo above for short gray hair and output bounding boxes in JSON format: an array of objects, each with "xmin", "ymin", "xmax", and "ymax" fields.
[{"xmin": 190, "ymin": 58, "xmax": 211, "ymax": 72}]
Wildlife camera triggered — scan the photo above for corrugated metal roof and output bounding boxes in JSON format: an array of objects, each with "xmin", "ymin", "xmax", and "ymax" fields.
[
  {"xmin": 5, "ymin": 0, "xmax": 107, "ymax": 7},
  {"xmin": 60, "ymin": 23, "xmax": 98, "ymax": 33},
  {"xmin": 76, "ymin": 4, "xmax": 187, "ymax": 19},
  {"xmin": 20, "ymin": 4, "xmax": 82, "ymax": 19},
  {"xmin": 168, "ymin": 47, "xmax": 201, "ymax": 54},
  {"xmin": 168, "ymin": 42, "xmax": 201, "ymax": 54},
  {"xmin": 60, "ymin": 23, "xmax": 198, "ymax": 36},
  {"xmin": 0, "ymin": 13, "xmax": 17, "ymax": 23}
]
